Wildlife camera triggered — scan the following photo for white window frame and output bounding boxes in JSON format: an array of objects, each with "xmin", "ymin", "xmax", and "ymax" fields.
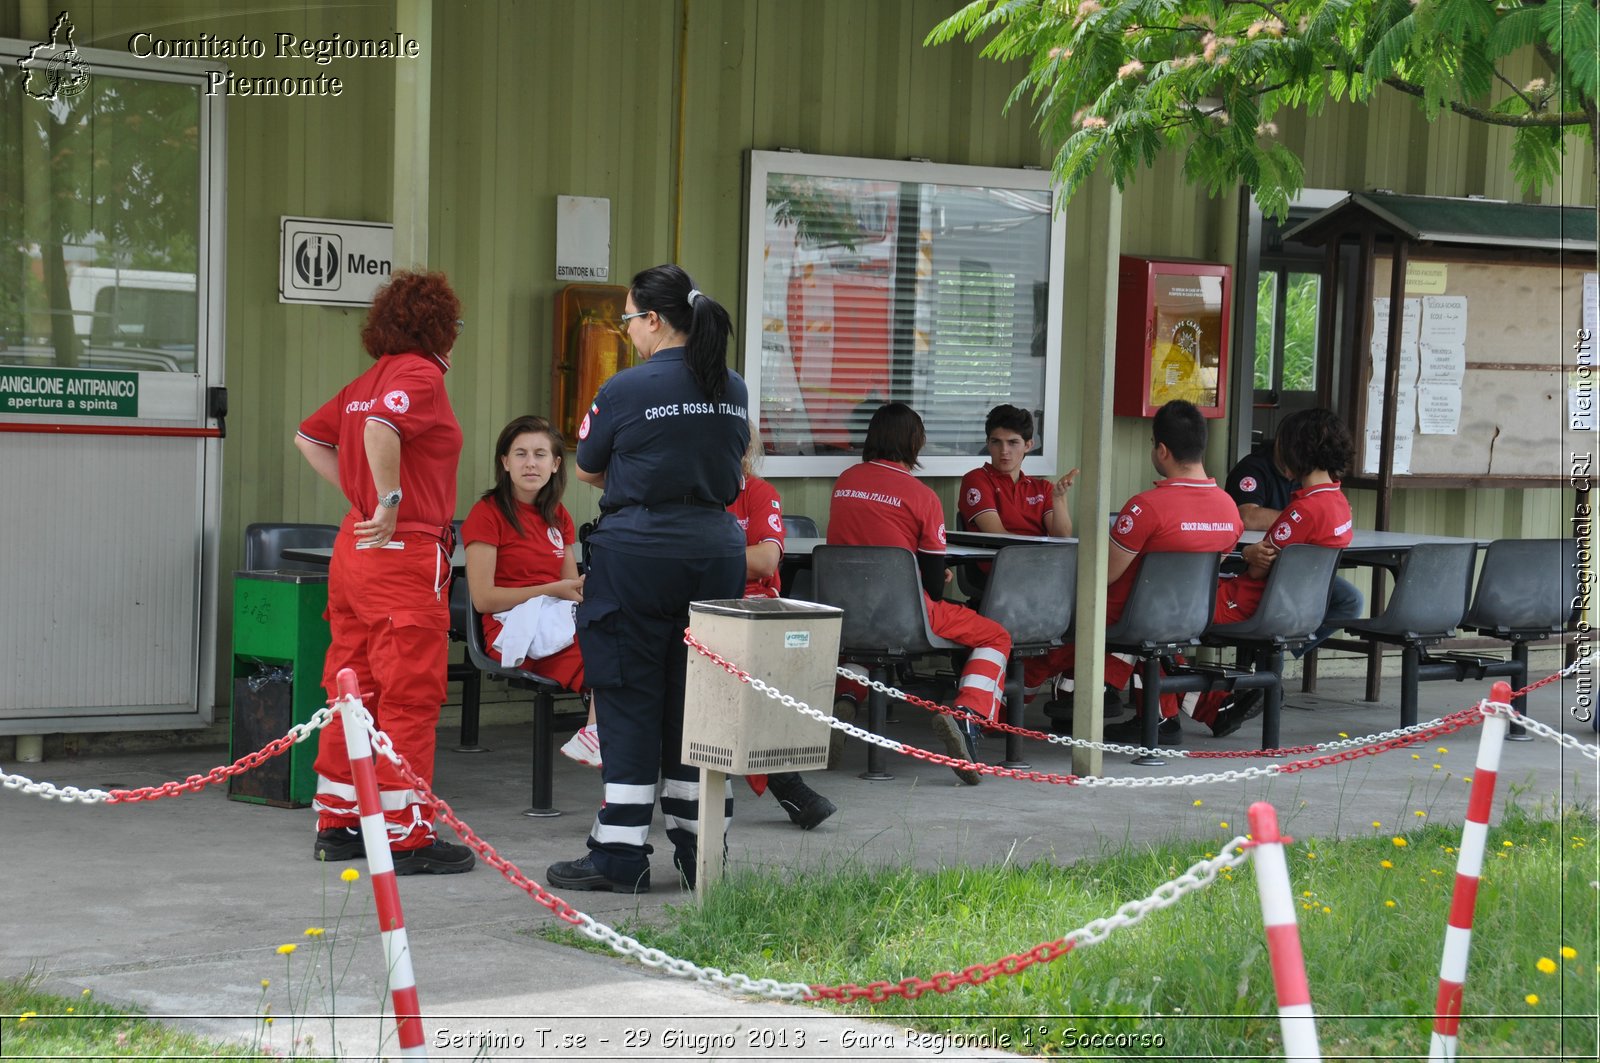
[{"xmin": 742, "ymin": 150, "xmax": 1066, "ymax": 479}]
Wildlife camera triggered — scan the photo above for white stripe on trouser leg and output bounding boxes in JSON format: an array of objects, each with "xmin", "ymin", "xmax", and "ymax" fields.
[
  {"xmin": 315, "ymin": 779, "xmax": 422, "ymax": 813},
  {"xmin": 661, "ymin": 777, "xmax": 700, "ymax": 802},
  {"xmin": 591, "ymin": 821, "xmax": 651, "ymax": 846},
  {"xmin": 604, "ymin": 782, "xmax": 658, "ymax": 805},
  {"xmin": 968, "ymin": 647, "xmax": 1007, "ymax": 671},
  {"xmin": 1112, "ymin": 653, "xmax": 1136, "ymax": 668},
  {"xmin": 663, "ymin": 814, "xmax": 700, "ymax": 837},
  {"xmin": 958, "ymin": 673, "xmax": 1000, "ymax": 697},
  {"xmin": 1179, "ymin": 691, "xmax": 1200, "ymax": 717},
  {"xmin": 385, "ymin": 804, "xmax": 427, "ymax": 843}
]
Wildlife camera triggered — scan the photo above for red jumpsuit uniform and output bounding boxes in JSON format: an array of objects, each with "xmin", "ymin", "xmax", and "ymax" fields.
[
  {"xmin": 1189, "ymin": 482, "xmax": 1352, "ymax": 725},
  {"xmin": 297, "ymin": 350, "xmax": 461, "ymax": 850},
  {"xmin": 828, "ymin": 461, "xmax": 1011, "ymax": 724},
  {"xmin": 459, "ymin": 497, "xmax": 585, "ymax": 691},
  {"xmin": 1024, "ymin": 477, "xmax": 1241, "ymax": 717}
]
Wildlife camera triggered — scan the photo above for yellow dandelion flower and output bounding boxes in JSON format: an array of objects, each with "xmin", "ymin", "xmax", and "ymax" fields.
[
  {"xmin": 304, "ymin": 927, "xmax": 326, "ymax": 938},
  {"xmin": 1372, "ymin": 821, "xmax": 1382, "ymax": 828},
  {"xmin": 1303, "ymin": 890, "xmax": 1313, "ymax": 897},
  {"xmin": 18, "ymin": 1012, "xmax": 35, "ymax": 1024},
  {"xmin": 1561, "ymin": 947, "xmax": 1577, "ymax": 960},
  {"xmin": 1321, "ymin": 906, "xmax": 1331, "ymax": 914},
  {"xmin": 1437, "ymin": 746, "xmax": 1448, "ymax": 754},
  {"xmin": 266, "ymin": 1016, "xmax": 275, "ymax": 1026},
  {"xmin": 1205, "ymin": 852, "xmax": 1215, "ymax": 858},
  {"xmin": 1574, "ymin": 837, "xmax": 1587, "ymax": 843},
  {"xmin": 1385, "ymin": 900, "xmax": 1396, "ymax": 908},
  {"xmin": 1415, "ymin": 810, "xmax": 1427, "ymax": 817},
  {"xmin": 1502, "ymin": 841, "xmax": 1514, "ymax": 848},
  {"xmin": 1193, "ymin": 799, "xmax": 1203, "ymax": 807},
  {"xmin": 341, "ymin": 868, "xmax": 360, "ymax": 883},
  {"xmin": 1525, "ymin": 994, "xmax": 1539, "ymax": 1006},
  {"xmin": 1392, "ymin": 837, "xmax": 1408, "ymax": 848},
  {"xmin": 1220, "ymin": 821, "xmax": 1229, "ymax": 829},
  {"xmin": 1444, "ymin": 846, "xmax": 1456, "ymax": 854},
  {"xmin": 261, "ymin": 979, "xmax": 270, "ymax": 988},
  {"xmin": 1302, "ymin": 902, "xmax": 1313, "ymax": 910},
  {"xmin": 1338, "ymin": 732, "xmax": 1349, "ymax": 739},
  {"xmin": 81, "ymin": 989, "xmax": 91, "ymax": 997},
  {"xmin": 276, "ymin": 944, "xmax": 297, "ymax": 955},
  {"xmin": 1411, "ymin": 753, "xmax": 1421, "ymax": 760},
  {"xmin": 66, "ymin": 1007, "xmax": 73, "ymax": 1013},
  {"xmin": 1536, "ymin": 957, "xmax": 1558, "ymax": 974},
  {"xmin": 1306, "ymin": 852, "xmax": 1317, "ymax": 859},
  {"xmin": 1381, "ymin": 860, "xmax": 1393, "ymax": 869},
  {"xmin": 1463, "ymin": 776, "xmax": 1472, "ymax": 783},
  {"xmin": 1432, "ymin": 764, "xmax": 1442, "ymax": 771}
]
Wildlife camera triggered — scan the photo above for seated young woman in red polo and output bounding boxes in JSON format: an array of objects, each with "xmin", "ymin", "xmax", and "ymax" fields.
[
  {"xmin": 461, "ymin": 416, "xmax": 591, "ymax": 757},
  {"xmin": 1189, "ymin": 407, "xmax": 1356, "ymax": 737},
  {"xmin": 827, "ymin": 402, "xmax": 1011, "ymax": 786}
]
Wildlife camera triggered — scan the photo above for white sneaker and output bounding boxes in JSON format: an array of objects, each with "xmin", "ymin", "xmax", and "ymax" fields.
[{"xmin": 560, "ymin": 724, "xmax": 602, "ymax": 769}]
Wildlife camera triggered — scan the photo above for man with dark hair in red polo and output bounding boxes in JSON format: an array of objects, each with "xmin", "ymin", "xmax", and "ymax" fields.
[
  {"xmin": 828, "ymin": 402, "xmax": 1011, "ymax": 785},
  {"xmin": 1024, "ymin": 399, "xmax": 1241, "ymax": 746}
]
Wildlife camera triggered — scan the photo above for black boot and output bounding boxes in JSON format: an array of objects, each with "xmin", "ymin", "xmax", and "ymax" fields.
[{"xmin": 766, "ymin": 772, "xmax": 837, "ymax": 830}]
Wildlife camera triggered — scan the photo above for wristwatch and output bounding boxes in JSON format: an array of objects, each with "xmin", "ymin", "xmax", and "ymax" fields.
[{"xmin": 377, "ymin": 488, "xmax": 403, "ymax": 509}]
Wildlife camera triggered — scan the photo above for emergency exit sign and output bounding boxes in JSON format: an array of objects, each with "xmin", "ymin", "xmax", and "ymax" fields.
[{"xmin": 0, "ymin": 367, "xmax": 138, "ymax": 417}]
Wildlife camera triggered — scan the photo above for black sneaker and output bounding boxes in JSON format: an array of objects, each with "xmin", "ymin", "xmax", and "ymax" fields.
[
  {"xmin": 931, "ymin": 713, "xmax": 981, "ymax": 785},
  {"xmin": 1043, "ymin": 695, "xmax": 1074, "ymax": 734},
  {"xmin": 1210, "ymin": 688, "xmax": 1265, "ymax": 738},
  {"xmin": 547, "ymin": 854, "xmax": 651, "ymax": 894},
  {"xmin": 313, "ymin": 827, "xmax": 364, "ymax": 862},
  {"xmin": 1104, "ymin": 716, "xmax": 1184, "ymax": 747},
  {"xmin": 767, "ymin": 772, "xmax": 837, "ymax": 830},
  {"xmin": 392, "ymin": 837, "xmax": 475, "ymax": 876}
]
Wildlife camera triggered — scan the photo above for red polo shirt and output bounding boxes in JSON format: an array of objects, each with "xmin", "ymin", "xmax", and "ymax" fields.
[
  {"xmin": 958, "ymin": 463, "xmax": 1053, "ymax": 535},
  {"xmin": 827, "ymin": 460, "xmax": 946, "ymax": 554},
  {"xmin": 1217, "ymin": 482, "xmax": 1352, "ymax": 622},
  {"xmin": 460, "ymin": 496, "xmax": 577, "ymax": 648},
  {"xmin": 1109, "ymin": 477, "xmax": 1241, "ymax": 621},
  {"xmin": 729, "ymin": 474, "xmax": 787, "ymax": 597}
]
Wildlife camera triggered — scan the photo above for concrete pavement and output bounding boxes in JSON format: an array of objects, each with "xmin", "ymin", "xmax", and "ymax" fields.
[{"xmin": 3, "ymin": 656, "xmax": 1594, "ymax": 1060}]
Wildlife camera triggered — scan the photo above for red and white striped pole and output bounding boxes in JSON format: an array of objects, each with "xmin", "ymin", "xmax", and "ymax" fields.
[
  {"xmin": 336, "ymin": 668, "xmax": 428, "ymax": 1060},
  {"xmin": 1247, "ymin": 800, "xmax": 1322, "ymax": 1063},
  {"xmin": 1428, "ymin": 680, "xmax": 1512, "ymax": 1063}
]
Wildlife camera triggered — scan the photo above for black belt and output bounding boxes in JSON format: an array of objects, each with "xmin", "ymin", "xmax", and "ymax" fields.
[{"xmin": 602, "ymin": 495, "xmax": 724, "ymax": 514}]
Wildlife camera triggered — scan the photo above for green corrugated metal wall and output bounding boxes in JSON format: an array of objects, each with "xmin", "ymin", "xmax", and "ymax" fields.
[{"xmin": 6, "ymin": 0, "xmax": 1589, "ymax": 706}]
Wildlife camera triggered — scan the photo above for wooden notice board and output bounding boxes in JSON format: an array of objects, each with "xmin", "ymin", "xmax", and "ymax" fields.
[{"xmin": 1357, "ymin": 253, "xmax": 1594, "ymax": 484}]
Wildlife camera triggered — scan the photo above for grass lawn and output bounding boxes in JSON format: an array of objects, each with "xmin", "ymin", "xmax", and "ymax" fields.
[{"xmin": 557, "ymin": 804, "xmax": 1598, "ymax": 1059}]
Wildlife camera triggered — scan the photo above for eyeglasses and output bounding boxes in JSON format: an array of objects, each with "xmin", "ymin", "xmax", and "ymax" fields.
[
  {"xmin": 619, "ymin": 310, "xmax": 650, "ymax": 325},
  {"xmin": 454, "ymin": 319, "xmax": 466, "ymax": 335}
]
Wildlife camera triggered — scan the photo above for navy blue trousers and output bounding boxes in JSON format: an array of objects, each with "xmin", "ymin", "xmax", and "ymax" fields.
[{"xmin": 575, "ymin": 542, "xmax": 743, "ymax": 881}]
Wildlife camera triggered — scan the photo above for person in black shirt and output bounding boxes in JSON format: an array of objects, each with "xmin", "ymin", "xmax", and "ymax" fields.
[{"xmin": 546, "ymin": 265, "xmax": 748, "ymax": 894}]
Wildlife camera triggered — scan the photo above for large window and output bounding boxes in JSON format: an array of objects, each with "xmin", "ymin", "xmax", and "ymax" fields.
[{"xmin": 744, "ymin": 152, "xmax": 1065, "ymax": 478}]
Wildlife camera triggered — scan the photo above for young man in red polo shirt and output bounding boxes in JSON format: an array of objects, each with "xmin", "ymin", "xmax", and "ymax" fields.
[
  {"xmin": 1024, "ymin": 399, "xmax": 1241, "ymax": 746},
  {"xmin": 828, "ymin": 403, "xmax": 1011, "ymax": 785},
  {"xmin": 958, "ymin": 404, "xmax": 1078, "ymax": 538}
]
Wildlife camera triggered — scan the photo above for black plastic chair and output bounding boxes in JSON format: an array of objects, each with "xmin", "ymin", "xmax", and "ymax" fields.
[
  {"xmin": 462, "ymin": 599, "xmax": 584, "ymax": 817},
  {"xmin": 243, "ymin": 522, "xmax": 338, "ymax": 572},
  {"xmin": 1103, "ymin": 551, "xmax": 1220, "ymax": 765},
  {"xmin": 1454, "ymin": 538, "xmax": 1578, "ymax": 737},
  {"xmin": 1204, "ymin": 545, "xmax": 1343, "ymax": 750},
  {"xmin": 447, "ymin": 577, "xmax": 487, "ymax": 751},
  {"xmin": 812, "ymin": 545, "xmax": 959, "ymax": 780},
  {"xmin": 781, "ymin": 514, "xmax": 820, "ymax": 539},
  {"xmin": 1341, "ymin": 542, "xmax": 1477, "ymax": 728},
  {"xmin": 951, "ymin": 513, "xmax": 988, "ymax": 608},
  {"xmin": 977, "ymin": 543, "xmax": 1076, "ymax": 767}
]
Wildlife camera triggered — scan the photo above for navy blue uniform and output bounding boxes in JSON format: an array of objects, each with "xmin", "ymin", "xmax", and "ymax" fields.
[
  {"xmin": 574, "ymin": 346, "xmax": 749, "ymax": 883},
  {"xmin": 1224, "ymin": 448, "xmax": 1295, "ymax": 513}
]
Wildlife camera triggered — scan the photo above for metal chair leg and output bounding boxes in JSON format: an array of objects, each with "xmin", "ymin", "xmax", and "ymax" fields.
[
  {"xmin": 1132, "ymin": 656, "xmax": 1166, "ymax": 767},
  {"xmin": 1505, "ymin": 641, "xmax": 1531, "ymax": 741},
  {"xmin": 525, "ymin": 689, "xmax": 561, "ymax": 817},
  {"xmin": 1400, "ymin": 645, "xmax": 1420, "ymax": 728},
  {"xmin": 862, "ymin": 666, "xmax": 894, "ymax": 781},
  {"xmin": 1001, "ymin": 658, "xmax": 1029, "ymax": 769},
  {"xmin": 455, "ymin": 663, "xmax": 488, "ymax": 753},
  {"xmin": 1261, "ymin": 649, "xmax": 1285, "ymax": 751}
]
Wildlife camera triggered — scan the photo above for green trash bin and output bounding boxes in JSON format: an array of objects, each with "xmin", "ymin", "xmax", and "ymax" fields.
[{"xmin": 229, "ymin": 570, "xmax": 331, "ymax": 807}]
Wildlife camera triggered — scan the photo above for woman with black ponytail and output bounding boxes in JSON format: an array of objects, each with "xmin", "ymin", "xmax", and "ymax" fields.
[{"xmin": 547, "ymin": 264, "xmax": 750, "ymax": 895}]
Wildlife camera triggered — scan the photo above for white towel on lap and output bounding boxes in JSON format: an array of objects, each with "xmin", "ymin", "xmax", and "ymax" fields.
[{"xmin": 492, "ymin": 596, "xmax": 576, "ymax": 668}]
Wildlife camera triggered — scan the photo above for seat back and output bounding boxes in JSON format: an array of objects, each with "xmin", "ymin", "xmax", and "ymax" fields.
[
  {"xmin": 1104, "ymin": 551, "xmax": 1219, "ymax": 650},
  {"xmin": 243, "ymin": 522, "xmax": 338, "ymax": 572},
  {"xmin": 1206, "ymin": 545, "xmax": 1341, "ymax": 644},
  {"xmin": 978, "ymin": 543, "xmax": 1076, "ymax": 647},
  {"xmin": 1462, "ymin": 538, "xmax": 1576, "ymax": 637},
  {"xmin": 812, "ymin": 545, "xmax": 949, "ymax": 656},
  {"xmin": 952, "ymin": 512, "xmax": 988, "ymax": 603},
  {"xmin": 448, "ymin": 576, "xmax": 472, "ymax": 645},
  {"xmin": 1360, "ymin": 542, "xmax": 1477, "ymax": 638},
  {"xmin": 781, "ymin": 514, "xmax": 820, "ymax": 539}
]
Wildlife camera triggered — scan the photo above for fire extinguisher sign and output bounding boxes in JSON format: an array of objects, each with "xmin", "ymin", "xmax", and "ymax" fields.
[
  {"xmin": 279, "ymin": 216, "xmax": 394, "ymax": 306},
  {"xmin": 555, "ymin": 195, "xmax": 610, "ymax": 281}
]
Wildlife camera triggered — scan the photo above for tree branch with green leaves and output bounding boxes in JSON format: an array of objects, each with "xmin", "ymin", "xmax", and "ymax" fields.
[{"xmin": 926, "ymin": 0, "xmax": 1597, "ymax": 219}]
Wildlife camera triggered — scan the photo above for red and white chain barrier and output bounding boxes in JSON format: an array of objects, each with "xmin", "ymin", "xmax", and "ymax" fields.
[
  {"xmin": 1428, "ymin": 680, "xmax": 1513, "ymax": 1063},
  {"xmin": 331, "ymin": 669, "xmax": 428, "ymax": 1060},
  {"xmin": 1248, "ymin": 801, "xmax": 1322, "ymax": 1063}
]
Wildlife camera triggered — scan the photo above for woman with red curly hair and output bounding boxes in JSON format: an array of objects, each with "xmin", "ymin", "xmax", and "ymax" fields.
[{"xmin": 293, "ymin": 269, "xmax": 474, "ymax": 875}]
